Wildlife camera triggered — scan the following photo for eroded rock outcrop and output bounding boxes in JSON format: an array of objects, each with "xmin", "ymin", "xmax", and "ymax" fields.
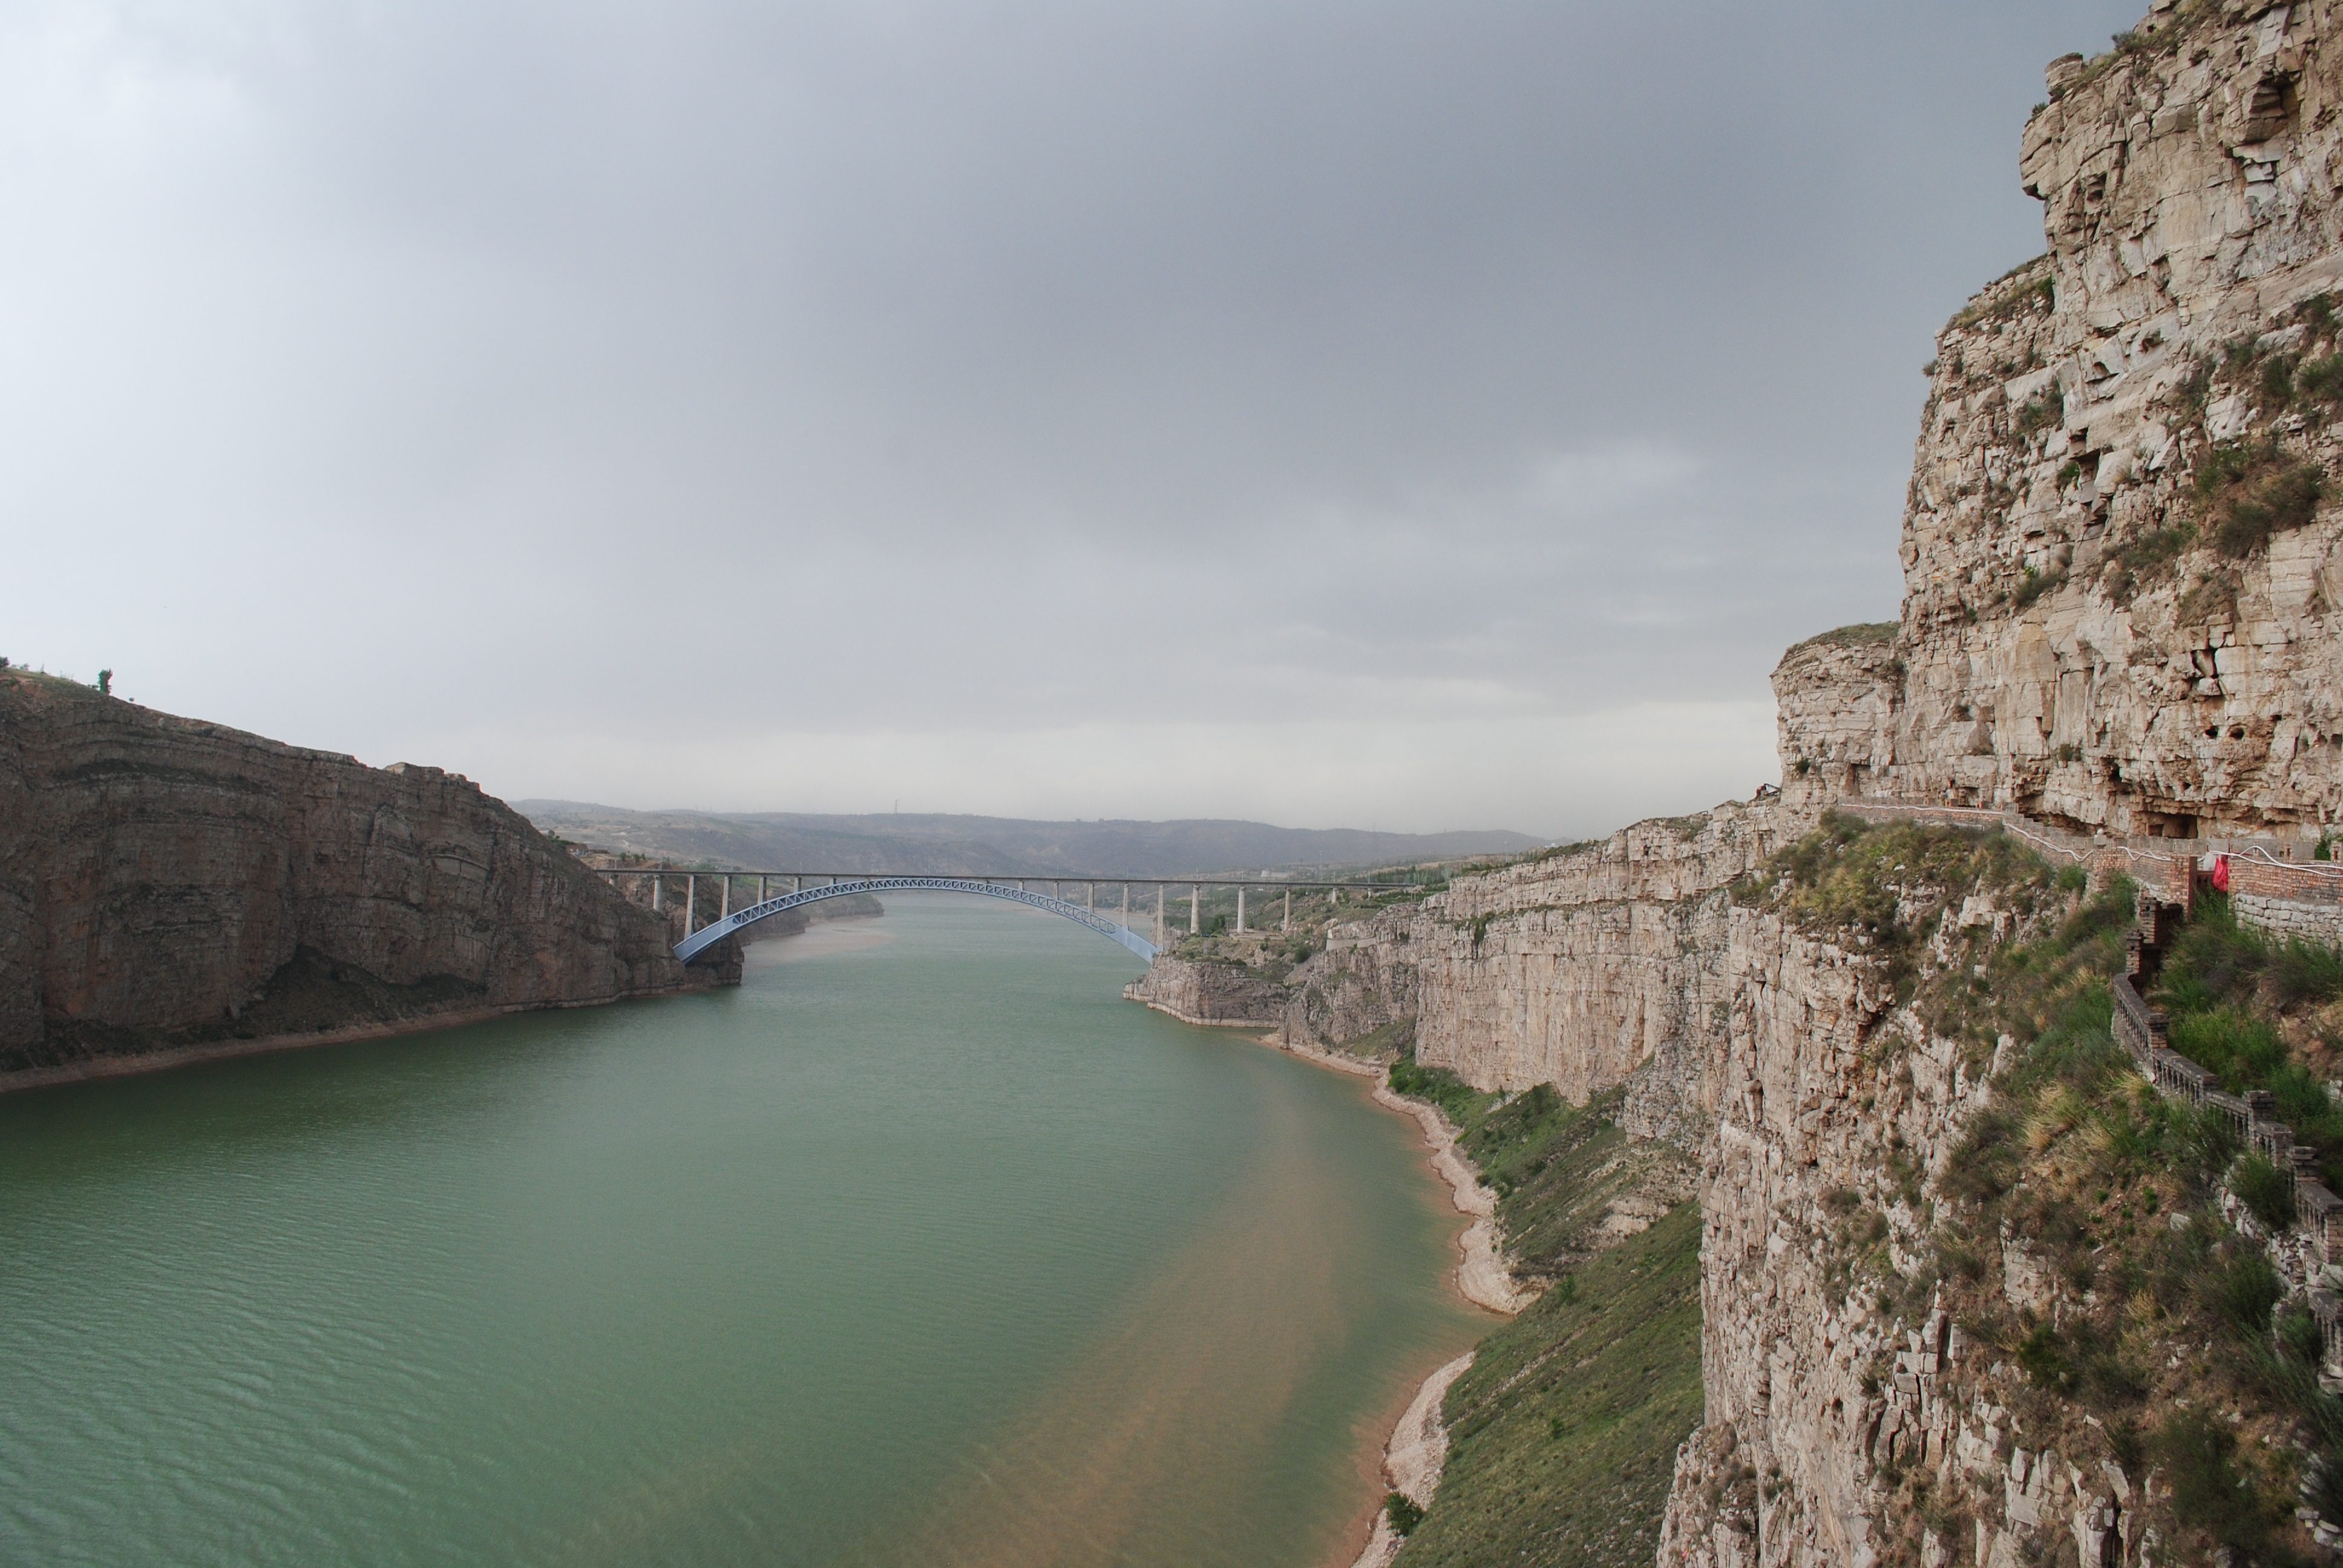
[
  {"xmin": 1125, "ymin": 957, "xmax": 1290, "ymax": 1025},
  {"xmin": 0, "ymin": 674, "xmax": 726, "ymax": 1082},
  {"xmin": 1778, "ymin": 0, "xmax": 2343, "ymax": 843},
  {"xmin": 1654, "ymin": 900, "xmax": 2002, "ymax": 1568},
  {"xmin": 1280, "ymin": 804, "xmax": 1784, "ymax": 1148}
]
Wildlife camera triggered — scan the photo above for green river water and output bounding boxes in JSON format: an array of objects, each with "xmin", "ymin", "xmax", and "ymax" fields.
[{"xmin": 0, "ymin": 897, "xmax": 1483, "ymax": 1568}]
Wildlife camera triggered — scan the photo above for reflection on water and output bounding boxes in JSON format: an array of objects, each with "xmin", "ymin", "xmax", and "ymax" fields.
[{"xmin": 0, "ymin": 898, "xmax": 1480, "ymax": 1567}]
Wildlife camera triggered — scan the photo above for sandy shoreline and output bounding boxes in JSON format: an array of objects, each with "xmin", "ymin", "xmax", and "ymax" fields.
[
  {"xmin": 1254, "ymin": 1031, "xmax": 1533, "ymax": 1568},
  {"xmin": 1267, "ymin": 1033, "xmax": 1536, "ymax": 1317}
]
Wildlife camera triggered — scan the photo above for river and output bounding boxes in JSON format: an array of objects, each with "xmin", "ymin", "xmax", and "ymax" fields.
[{"xmin": 0, "ymin": 897, "xmax": 1484, "ymax": 1567}]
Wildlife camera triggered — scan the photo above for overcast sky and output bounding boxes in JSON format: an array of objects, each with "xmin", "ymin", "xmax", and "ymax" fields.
[{"xmin": 2, "ymin": 0, "xmax": 2141, "ymax": 838}]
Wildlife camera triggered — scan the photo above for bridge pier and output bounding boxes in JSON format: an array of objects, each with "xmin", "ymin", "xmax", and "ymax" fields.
[
  {"xmin": 1236, "ymin": 886, "xmax": 1246, "ymax": 933},
  {"xmin": 1190, "ymin": 885, "xmax": 1200, "ymax": 936},
  {"xmin": 720, "ymin": 877, "xmax": 730, "ymax": 921},
  {"xmin": 652, "ymin": 877, "xmax": 663, "ymax": 913},
  {"xmin": 1283, "ymin": 890, "xmax": 1291, "ymax": 932},
  {"xmin": 686, "ymin": 875, "xmax": 696, "ymax": 933},
  {"xmin": 1155, "ymin": 886, "xmax": 1165, "ymax": 946}
]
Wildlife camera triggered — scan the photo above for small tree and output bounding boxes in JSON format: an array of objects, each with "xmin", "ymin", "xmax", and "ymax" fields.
[{"xmin": 97, "ymin": 669, "xmax": 112, "ymax": 695}]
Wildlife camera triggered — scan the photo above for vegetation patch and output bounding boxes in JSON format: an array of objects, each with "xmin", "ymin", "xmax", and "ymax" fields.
[
  {"xmin": 1391, "ymin": 820, "xmax": 2343, "ymax": 1566},
  {"xmin": 2010, "ymin": 561, "xmax": 2065, "ymax": 609},
  {"xmin": 1945, "ymin": 258, "xmax": 2054, "ymax": 333},
  {"xmin": 1786, "ymin": 622, "xmax": 1899, "ymax": 656},
  {"xmin": 2052, "ymin": 5, "xmax": 2220, "ymax": 101},
  {"xmin": 2013, "ymin": 387, "xmax": 2065, "ymax": 437},
  {"xmin": 1378, "ymin": 1061, "xmax": 1700, "ymax": 1564},
  {"xmin": 1394, "ymin": 1205, "xmax": 1701, "ymax": 1568},
  {"xmin": 1731, "ymin": 814, "xmax": 2083, "ymax": 1015},
  {"xmin": 1780, "ymin": 841, "xmax": 2343, "ymax": 1563},
  {"xmin": 1720, "ymin": 818, "xmax": 2343, "ymax": 1561},
  {"xmin": 2153, "ymin": 892, "xmax": 2343, "ymax": 1187},
  {"xmin": 2103, "ymin": 519, "xmax": 2197, "ymax": 603},
  {"xmin": 2194, "ymin": 437, "xmax": 2322, "ymax": 558}
]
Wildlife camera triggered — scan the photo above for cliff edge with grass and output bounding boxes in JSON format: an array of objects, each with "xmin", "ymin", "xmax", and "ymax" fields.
[
  {"xmin": 0, "ymin": 671, "xmax": 730, "ymax": 1084},
  {"xmin": 1177, "ymin": 7, "xmax": 2343, "ymax": 1563}
]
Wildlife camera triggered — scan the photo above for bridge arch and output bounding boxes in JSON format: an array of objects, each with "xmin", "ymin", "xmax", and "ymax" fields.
[{"xmin": 672, "ymin": 877, "xmax": 1160, "ymax": 964}]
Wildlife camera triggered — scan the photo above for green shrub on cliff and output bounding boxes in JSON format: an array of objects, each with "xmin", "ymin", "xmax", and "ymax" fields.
[
  {"xmin": 2194, "ymin": 437, "xmax": 2323, "ymax": 558},
  {"xmin": 1902, "ymin": 874, "xmax": 2342, "ymax": 1562},
  {"xmin": 1386, "ymin": 1054, "xmax": 1485, "ymax": 1128}
]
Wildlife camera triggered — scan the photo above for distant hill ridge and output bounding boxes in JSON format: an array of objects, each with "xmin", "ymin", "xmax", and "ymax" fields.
[{"xmin": 513, "ymin": 802, "xmax": 1543, "ymax": 878}]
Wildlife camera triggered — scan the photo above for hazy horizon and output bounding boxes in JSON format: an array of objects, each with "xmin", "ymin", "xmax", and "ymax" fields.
[
  {"xmin": 520, "ymin": 800, "xmax": 1544, "ymax": 836},
  {"xmin": 515, "ymin": 799, "xmax": 1551, "ymax": 876},
  {"xmin": 4, "ymin": 0, "xmax": 2143, "ymax": 838}
]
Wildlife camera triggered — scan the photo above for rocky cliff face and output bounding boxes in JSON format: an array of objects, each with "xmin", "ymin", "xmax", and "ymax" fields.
[
  {"xmin": 1125, "ymin": 957, "xmax": 1291, "ymax": 1026},
  {"xmin": 0, "ymin": 673, "xmax": 726, "ymax": 1082},
  {"xmin": 1778, "ymin": 0, "xmax": 2343, "ymax": 843},
  {"xmin": 1654, "ymin": 876, "xmax": 2009, "ymax": 1568},
  {"xmin": 1255, "ymin": 8, "xmax": 2343, "ymax": 1562},
  {"xmin": 1671, "ymin": 10, "xmax": 2343, "ymax": 1558},
  {"xmin": 1282, "ymin": 805, "xmax": 1783, "ymax": 1140}
]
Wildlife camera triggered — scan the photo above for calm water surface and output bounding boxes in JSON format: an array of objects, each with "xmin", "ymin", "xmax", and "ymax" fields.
[{"xmin": 0, "ymin": 898, "xmax": 1482, "ymax": 1567}]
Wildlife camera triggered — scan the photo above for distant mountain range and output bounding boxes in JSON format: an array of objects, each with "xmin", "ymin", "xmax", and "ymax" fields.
[{"xmin": 512, "ymin": 803, "xmax": 1545, "ymax": 878}]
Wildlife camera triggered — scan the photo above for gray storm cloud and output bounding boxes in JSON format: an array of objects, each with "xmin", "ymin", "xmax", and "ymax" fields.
[{"xmin": 1, "ymin": 0, "xmax": 2141, "ymax": 835}]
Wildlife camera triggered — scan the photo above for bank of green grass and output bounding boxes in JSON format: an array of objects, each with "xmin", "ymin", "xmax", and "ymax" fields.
[
  {"xmin": 1395, "ymin": 1204, "xmax": 1700, "ymax": 1567},
  {"xmin": 1740, "ymin": 817, "xmax": 2343, "ymax": 1565},
  {"xmin": 2152, "ymin": 890, "xmax": 2343, "ymax": 1192},
  {"xmin": 1384, "ymin": 1063, "xmax": 1702, "ymax": 1565}
]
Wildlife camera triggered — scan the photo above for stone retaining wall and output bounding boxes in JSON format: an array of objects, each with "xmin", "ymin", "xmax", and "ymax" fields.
[{"xmin": 2236, "ymin": 893, "xmax": 2343, "ymax": 946}]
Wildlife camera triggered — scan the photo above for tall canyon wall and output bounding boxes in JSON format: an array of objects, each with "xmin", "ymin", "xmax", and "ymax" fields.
[
  {"xmin": 1277, "ymin": 5, "xmax": 2343, "ymax": 1563},
  {"xmin": 1787, "ymin": 0, "xmax": 2343, "ymax": 842},
  {"xmin": 0, "ymin": 673, "xmax": 724, "ymax": 1083}
]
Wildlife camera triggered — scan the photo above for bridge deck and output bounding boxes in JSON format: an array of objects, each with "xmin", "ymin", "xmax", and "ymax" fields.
[{"xmin": 668, "ymin": 876, "xmax": 1168, "ymax": 964}]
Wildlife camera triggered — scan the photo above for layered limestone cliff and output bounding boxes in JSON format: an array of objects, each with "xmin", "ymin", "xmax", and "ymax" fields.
[
  {"xmin": 1281, "ymin": 805, "xmax": 1784, "ymax": 1143},
  {"xmin": 1250, "ymin": 8, "xmax": 2343, "ymax": 1562},
  {"xmin": 1662, "ymin": 10, "xmax": 2343, "ymax": 1560},
  {"xmin": 1125, "ymin": 958, "xmax": 1291, "ymax": 1026},
  {"xmin": 1653, "ymin": 864, "xmax": 2015, "ymax": 1568},
  {"xmin": 0, "ymin": 673, "xmax": 726, "ymax": 1082},
  {"xmin": 1780, "ymin": 0, "xmax": 2343, "ymax": 843}
]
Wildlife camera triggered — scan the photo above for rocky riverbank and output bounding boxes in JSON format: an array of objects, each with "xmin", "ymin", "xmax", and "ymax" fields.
[{"xmin": 0, "ymin": 672, "xmax": 732, "ymax": 1089}]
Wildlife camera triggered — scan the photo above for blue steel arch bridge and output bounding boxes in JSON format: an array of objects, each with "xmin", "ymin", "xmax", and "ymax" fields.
[{"xmin": 591, "ymin": 869, "xmax": 1425, "ymax": 965}]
